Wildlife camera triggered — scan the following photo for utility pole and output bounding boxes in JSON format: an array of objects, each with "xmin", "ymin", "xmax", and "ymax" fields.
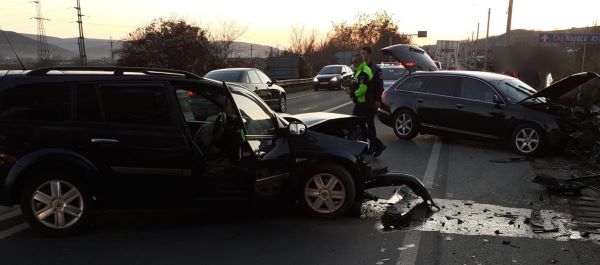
[
  {"xmin": 484, "ymin": 8, "xmax": 491, "ymax": 71},
  {"xmin": 250, "ymin": 45, "xmax": 253, "ymax": 59},
  {"xmin": 75, "ymin": 0, "xmax": 87, "ymax": 65},
  {"xmin": 32, "ymin": 0, "xmax": 51, "ymax": 64},
  {"xmin": 109, "ymin": 37, "xmax": 115, "ymax": 65},
  {"xmin": 476, "ymin": 22, "xmax": 480, "ymax": 57},
  {"xmin": 506, "ymin": 0, "xmax": 514, "ymax": 47}
]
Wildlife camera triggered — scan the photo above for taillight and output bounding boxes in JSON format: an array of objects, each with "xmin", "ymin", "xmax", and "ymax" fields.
[
  {"xmin": 404, "ymin": 61, "xmax": 416, "ymax": 67},
  {"xmin": 382, "ymin": 90, "xmax": 389, "ymax": 98},
  {"xmin": 188, "ymin": 91, "xmax": 194, "ymax": 97}
]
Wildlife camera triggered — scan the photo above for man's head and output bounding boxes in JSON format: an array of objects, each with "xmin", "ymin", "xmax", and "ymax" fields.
[
  {"xmin": 360, "ymin": 46, "xmax": 373, "ymax": 64},
  {"xmin": 352, "ymin": 53, "xmax": 364, "ymax": 68}
]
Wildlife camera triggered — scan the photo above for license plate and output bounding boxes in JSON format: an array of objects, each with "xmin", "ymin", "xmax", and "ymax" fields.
[{"xmin": 320, "ymin": 82, "xmax": 328, "ymax": 85}]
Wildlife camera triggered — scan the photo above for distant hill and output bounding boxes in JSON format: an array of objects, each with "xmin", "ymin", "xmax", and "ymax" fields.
[
  {"xmin": 0, "ymin": 31, "xmax": 76, "ymax": 61},
  {"xmin": 1, "ymin": 32, "xmax": 277, "ymax": 63}
]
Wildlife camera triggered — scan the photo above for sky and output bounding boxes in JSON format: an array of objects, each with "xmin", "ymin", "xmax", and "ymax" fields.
[{"xmin": 1, "ymin": 0, "xmax": 599, "ymax": 48}]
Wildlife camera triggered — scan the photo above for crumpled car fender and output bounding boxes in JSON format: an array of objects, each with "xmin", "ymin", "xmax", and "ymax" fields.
[{"xmin": 365, "ymin": 172, "xmax": 439, "ymax": 210}]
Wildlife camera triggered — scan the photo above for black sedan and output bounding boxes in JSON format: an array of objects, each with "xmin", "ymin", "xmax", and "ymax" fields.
[
  {"xmin": 313, "ymin": 65, "xmax": 354, "ymax": 91},
  {"xmin": 378, "ymin": 70, "xmax": 599, "ymax": 156},
  {"xmin": 204, "ymin": 68, "xmax": 287, "ymax": 112}
]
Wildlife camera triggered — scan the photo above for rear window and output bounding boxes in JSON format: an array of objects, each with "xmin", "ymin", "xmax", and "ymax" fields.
[
  {"xmin": 0, "ymin": 84, "xmax": 71, "ymax": 122},
  {"xmin": 396, "ymin": 76, "xmax": 425, "ymax": 92},
  {"xmin": 423, "ymin": 76, "xmax": 460, "ymax": 97},
  {"xmin": 96, "ymin": 85, "xmax": 172, "ymax": 126},
  {"xmin": 204, "ymin": 71, "xmax": 243, "ymax": 82},
  {"xmin": 382, "ymin": 67, "xmax": 406, "ymax": 81}
]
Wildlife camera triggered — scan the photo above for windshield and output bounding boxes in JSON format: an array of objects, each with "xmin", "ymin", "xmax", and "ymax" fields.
[
  {"xmin": 319, "ymin": 66, "xmax": 342, "ymax": 75},
  {"xmin": 204, "ymin": 71, "xmax": 243, "ymax": 82},
  {"xmin": 382, "ymin": 67, "xmax": 406, "ymax": 81},
  {"xmin": 497, "ymin": 79, "xmax": 545, "ymax": 103}
]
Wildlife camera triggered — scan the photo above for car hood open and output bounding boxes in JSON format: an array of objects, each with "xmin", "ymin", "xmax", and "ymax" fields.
[
  {"xmin": 380, "ymin": 44, "xmax": 438, "ymax": 73},
  {"xmin": 519, "ymin": 72, "xmax": 599, "ymax": 103}
]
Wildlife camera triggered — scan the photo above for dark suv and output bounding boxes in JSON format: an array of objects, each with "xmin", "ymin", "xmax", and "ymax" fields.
[{"xmin": 0, "ymin": 67, "xmax": 429, "ymax": 236}]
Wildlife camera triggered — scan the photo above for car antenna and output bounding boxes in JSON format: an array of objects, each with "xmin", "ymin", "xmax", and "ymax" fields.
[{"xmin": 0, "ymin": 26, "xmax": 26, "ymax": 70}]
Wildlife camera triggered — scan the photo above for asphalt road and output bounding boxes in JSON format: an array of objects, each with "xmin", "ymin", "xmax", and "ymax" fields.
[{"xmin": 0, "ymin": 89, "xmax": 599, "ymax": 265}]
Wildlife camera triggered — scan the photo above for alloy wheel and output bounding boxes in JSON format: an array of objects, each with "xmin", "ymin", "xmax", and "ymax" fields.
[
  {"xmin": 395, "ymin": 114, "xmax": 413, "ymax": 136},
  {"xmin": 515, "ymin": 128, "xmax": 540, "ymax": 154},
  {"xmin": 304, "ymin": 173, "xmax": 346, "ymax": 214},
  {"xmin": 30, "ymin": 180, "xmax": 84, "ymax": 229}
]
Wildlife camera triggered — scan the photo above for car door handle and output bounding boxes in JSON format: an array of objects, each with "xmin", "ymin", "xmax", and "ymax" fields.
[
  {"xmin": 416, "ymin": 98, "xmax": 424, "ymax": 103},
  {"xmin": 456, "ymin": 104, "xmax": 464, "ymax": 109},
  {"xmin": 90, "ymin": 138, "xmax": 119, "ymax": 144}
]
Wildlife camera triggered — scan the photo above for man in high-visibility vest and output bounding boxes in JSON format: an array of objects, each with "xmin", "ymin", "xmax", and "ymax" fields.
[{"xmin": 350, "ymin": 53, "xmax": 386, "ymax": 157}]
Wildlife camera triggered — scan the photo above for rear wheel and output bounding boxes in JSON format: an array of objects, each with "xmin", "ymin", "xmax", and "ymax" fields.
[
  {"xmin": 393, "ymin": 110, "xmax": 419, "ymax": 139},
  {"xmin": 20, "ymin": 168, "xmax": 93, "ymax": 236},
  {"xmin": 298, "ymin": 163, "xmax": 356, "ymax": 218},
  {"xmin": 278, "ymin": 95, "xmax": 287, "ymax": 113},
  {"xmin": 511, "ymin": 123, "xmax": 546, "ymax": 156}
]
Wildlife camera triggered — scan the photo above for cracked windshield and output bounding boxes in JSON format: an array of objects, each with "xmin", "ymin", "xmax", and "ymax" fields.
[{"xmin": 2, "ymin": 0, "xmax": 600, "ymax": 264}]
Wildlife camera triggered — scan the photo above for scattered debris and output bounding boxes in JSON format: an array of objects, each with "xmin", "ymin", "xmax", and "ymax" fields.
[
  {"xmin": 561, "ymin": 247, "xmax": 569, "ymax": 252},
  {"xmin": 457, "ymin": 219, "xmax": 464, "ymax": 225},
  {"xmin": 375, "ymin": 258, "xmax": 391, "ymax": 265},
  {"xmin": 512, "ymin": 259, "xmax": 518, "ymax": 263},
  {"xmin": 548, "ymin": 259, "xmax": 558, "ymax": 264},
  {"xmin": 444, "ymin": 236, "xmax": 453, "ymax": 241},
  {"xmin": 397, "ymin": 244, "xmax": 416, "ymax": 251},
  {"xmin": 495, "ymin": 230, "xmax": 502, "ymax": 235},
  {"xmin": 532, "ymin": 174, "xmax": 592, "ymax": 192},
  {"xmin": 502, "ymin": 240, "xmax": 511, "ymax": 245},
  {"xmin": 464, "ymin": 201, "xmax": 474, "ymax": 206},
  {"xmin": 490, "ymin": 157, "xmax": 531, "ymax": 163},
  {"xmin": 581, "ymin": 231, "xmax": 591, "ymax": 238},
  {"xmin": 483, "ymin": 208, "xmax": 490, "ymax": 213},
  {"xmin": 509, "ymin": 220, "xmax": 515, "ymax": 225},
  {"xmin": 482, "ymin": 239, "xmax": 489, "ymax": 243},
  {"xmin": 524, "ymin": 218, "xmax": 531, "ymax": 225}
]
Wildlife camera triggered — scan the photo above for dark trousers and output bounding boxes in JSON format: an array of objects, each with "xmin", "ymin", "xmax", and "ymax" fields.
[{"xmin": 353, "ymin": 103, "xmax": 383, "ymax": 149}]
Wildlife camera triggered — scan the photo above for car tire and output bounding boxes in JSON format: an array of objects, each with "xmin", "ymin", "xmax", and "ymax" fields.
[
  {"xmin": 278, "ymin": 94, "xmax": 287, "ymax": 113},
  {"xmin": 298, "ymin": 163, "xmax": 356, "ymax": 218},
  {"xmin": 511, "ymin": 123, "xmax": 546, "ymax": 156},
  {"xmin": 20, "ymin": 167, "xmax": 93, "ymax": 237},
  {"xmin": 393, "ymin": 109, "xmax": 419, "ymax": 139}
]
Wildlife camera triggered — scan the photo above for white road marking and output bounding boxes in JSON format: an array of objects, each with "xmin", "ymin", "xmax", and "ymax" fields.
[
  {"xmin": 0, "ymin": 223, "xmax": 28, "ymax": 240},
  {"xmin": 396, "ymin": 137, "xmax": 441, "ymax": 265},
  {"xmin": 324, "ymin": 101, "xmax": 353, "ymax": 113},
  {"xmin": 287, "ymin": 92, "xmax": 318, "ymax": 100},
  {"xmin": 0, "ymin": 208, "xmax": 21, "ymax": 222}
]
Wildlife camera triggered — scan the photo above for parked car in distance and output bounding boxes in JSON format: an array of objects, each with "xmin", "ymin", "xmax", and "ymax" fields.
[
  {"xmin": 313, "ymin": 65, "xmax": 353, "ymax": 91},
  {"xmin": 378, "ymin": 63, "xmax": 407, "ymax": 90},
  {"xmin": 377, "ymin": 70, "xmax": 600, "ymax": 156},
  {"xmin": 204, "ymin": 68, "xmax": 287, "ymax": 112},
  {"xmin": 0, "ymin": 66, "xmax": 429, "ymax": 236}
]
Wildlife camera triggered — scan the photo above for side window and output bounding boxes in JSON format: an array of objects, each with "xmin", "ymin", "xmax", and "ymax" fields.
[
  {"xmin": 175, "ymin": 89, "xmax": 223, "ymax": 122},
  {"xmin": 248, "ymin": 71, "xmax": 261, "ymax": 84},
  {"xmin": 75, "ymin": 84, "xmax": 102, "ymax": 122},
  {"xmin": 396, "ymin": 77, "xmax": 425, "ymax": 92},
  {"xmin": 98, "ymin": 85, "xmax": 172, "ymax": 126},
  {"xmin": 240, "ymin": 72, "xmax": 250, "ymax": 83},
  {"xmin": 0, "ymin": 84, "xmax": 71, "ymax": 122},
  {"xmin": 459, "ymin": 78, "xmax": 496, "ymax": 103},
  {"xmin": 255, "ymin": 70, "xmax": 272, "ymax": 84},
  {"xmin": 423, "ymin": 76, "xmax": 460, "ymax": 97},
  {"xmin": 231, "ymin": 91, "xmax": 275, "ymax": 135}
]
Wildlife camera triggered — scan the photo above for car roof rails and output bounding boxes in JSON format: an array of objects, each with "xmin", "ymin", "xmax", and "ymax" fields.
[{"xmin": 26, "ymin": 66, "xmax": 203, "ymax": 79}]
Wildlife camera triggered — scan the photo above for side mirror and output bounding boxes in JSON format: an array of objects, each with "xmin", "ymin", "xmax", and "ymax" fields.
[
  {"xmin": 288, "ymin": 122, "xmax": 307, "ymax": 136},
  {"xmin": 493, "ymin": 95, "xmax": 503, "ymax": 105}
]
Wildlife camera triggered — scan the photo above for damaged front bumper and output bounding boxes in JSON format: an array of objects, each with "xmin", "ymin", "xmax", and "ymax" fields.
[{"xmin": 363, "ymin": 171, "xmax": 438, "ymax": 210}]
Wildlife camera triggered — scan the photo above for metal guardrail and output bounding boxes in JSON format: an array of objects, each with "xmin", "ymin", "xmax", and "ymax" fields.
[{"xmin": 277, "ymin": 78, "xmax": 313, "ymax": 87}]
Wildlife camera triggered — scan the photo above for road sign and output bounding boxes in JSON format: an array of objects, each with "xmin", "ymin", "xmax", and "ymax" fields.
[
  {"xmin": 418, "ymin": 31, "xmax": 427, "ymax": 38},
  {"xmin": 539, "ymin": 33, "xmax": 600, "ymax": 44}
]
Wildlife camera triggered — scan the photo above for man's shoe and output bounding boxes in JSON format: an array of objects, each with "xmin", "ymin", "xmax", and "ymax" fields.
[{"xmin": 373, "ymin": 145, "xmax": 386, "ymax": 157}]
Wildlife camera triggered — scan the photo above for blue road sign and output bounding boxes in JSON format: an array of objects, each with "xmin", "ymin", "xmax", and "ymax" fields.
[{"xmin": 539, "ymin": 33, "xmax": 600, "ymax": 44}]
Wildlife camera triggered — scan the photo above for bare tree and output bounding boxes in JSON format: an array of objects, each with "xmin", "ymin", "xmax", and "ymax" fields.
[
  {"xmin": 289, "ymin": 25, "xmax": 306, "ymax": 55},
  {"xmin": 212, "ymin": 20, "xmax": 249, "ymax": 62}
]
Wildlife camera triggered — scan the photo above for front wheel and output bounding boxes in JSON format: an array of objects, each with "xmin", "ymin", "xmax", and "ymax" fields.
[
  {"xmin": 298, "ymin": 163, "xmax": 356, "ymax": 218},
  {"xmin": 20, "ymin": 169, "xmax": 93, "ymax": 236},
  {"xmin": 511, "ymin": 123, "xmax": 546, "ymax": 156}
]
